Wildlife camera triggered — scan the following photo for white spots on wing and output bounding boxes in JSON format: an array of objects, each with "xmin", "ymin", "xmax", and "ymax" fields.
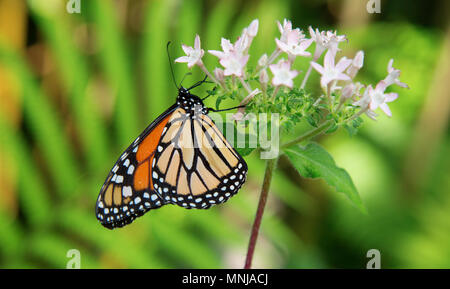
[
  {"xmin": 120, "ymin": 152, "xmax": 128, "ymax": 161},
  {"xmin": 112, "ymin": 165, "xmax": 119, "ymax": 173},
  {"xmin": 122, "ymin": 186, "xmax": 132, "ymax": 197},
  {"xmin": 127, "ymin": 165, "xmax": 135, "ymax": 175},
  {"xmin": 116, "ymin": 175, "xmax": 124, "ymax": 184},
  {"xmin": 123, "ymin": 159, "xmax": 130, "ymax": 167}
]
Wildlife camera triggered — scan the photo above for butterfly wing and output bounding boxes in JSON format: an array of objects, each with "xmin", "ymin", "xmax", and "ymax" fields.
[
  {"xmin": 95, "ymin": 105, "xmax": 177, "ymax": 229},
  {"xmin": 151, "ymin": 108, "xmax": 248, "ymax": 209}
]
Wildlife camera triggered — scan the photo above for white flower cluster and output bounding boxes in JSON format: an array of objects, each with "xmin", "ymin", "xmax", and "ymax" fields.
[{"xmin": 175, "ymin": 18, "xmax": 408, "ymax": 120}]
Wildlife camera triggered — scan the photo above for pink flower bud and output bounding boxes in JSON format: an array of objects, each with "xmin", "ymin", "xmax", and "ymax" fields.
[
  {"xmin": 347, "ymin": 51, "xmax": 364, "ymax": 79},
  {"xmin": 259, "ymin": 69, "xmax": 269, "ymax": 85},
  {"xmin": 341, "ymin": 83, "xmax": 355, "ymax": 100},
  {"xmin": 258, "ymin": 54, "xmax": 268, "ymax": 68}
]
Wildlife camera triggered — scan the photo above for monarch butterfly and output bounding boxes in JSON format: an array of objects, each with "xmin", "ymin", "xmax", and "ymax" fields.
[{"xmin": 95, "ymin": 80, "xmax": 248, "ymax": 229}]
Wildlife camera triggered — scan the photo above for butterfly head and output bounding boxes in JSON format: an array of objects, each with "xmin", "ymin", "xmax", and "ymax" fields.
[{"xmin": 177, "ymin": 86, "xmax": 208, "ymax": 116}]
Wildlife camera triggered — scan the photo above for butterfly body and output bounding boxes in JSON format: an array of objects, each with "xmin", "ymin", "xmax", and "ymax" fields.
[{"xmin": 96, "ymin": 87, "xmax": 248, "ymax": 229}]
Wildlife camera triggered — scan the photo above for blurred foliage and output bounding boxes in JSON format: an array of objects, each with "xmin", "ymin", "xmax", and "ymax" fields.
[{"xmin": 0, "ymin": 0, "xmax": 448, "ymax": 268}]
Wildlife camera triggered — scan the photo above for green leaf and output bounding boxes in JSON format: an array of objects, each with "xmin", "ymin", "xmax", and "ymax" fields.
[
  {"xmin": 284, "ymin": 143, "xmax": 367, "ymax": 214},
  {"xmin": 306, "ymin": 115, "xmax": 318, "ymax": 127},
  {"xmin": 325, "ymin": 123, "xmax": 338, "ymax": 134}
]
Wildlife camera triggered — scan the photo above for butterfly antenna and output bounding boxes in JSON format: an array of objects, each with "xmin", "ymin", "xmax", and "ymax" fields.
[
  {"xmin": 166, "ymin": 41, "xmax": 179, "ymax": 90},
  {"xmin": 208, "ymin": 105, "xmax": 246, "ymax": 113},
  {"xmin": 180, "ymin": 72, "xmax": 192, "ymax": 88},
  {"xmin": 187, "ymin": 75, "xmax": 208, "ymax": 91}
]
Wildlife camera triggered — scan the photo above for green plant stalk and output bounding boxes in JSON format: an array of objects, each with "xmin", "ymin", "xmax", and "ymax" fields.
[
  {"xmin": 244, "ymin": 119, "xmax": 333, "ymax": 268},
  {"xmin": 281, "ymin": 120, "xmax": 333, "ymax": 149},
  {"xmin": 244, "ymin": 157, "xmax": 277, "ymax": 269}
]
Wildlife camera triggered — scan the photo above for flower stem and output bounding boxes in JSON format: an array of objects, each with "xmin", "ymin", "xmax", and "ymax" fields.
[
  {"xmin": 281, "ymin": 120, "xmax": 333, "ymax": 148},
  {"xmin": 244, "ymin": 157, "xmax": 277, "ymax": 269},
  {"xmin": 300, "ymin": 64, "xmax": 313, "ymax": 89},
  {"xmin": 239, "ymin": 77, "xmax": 253, "ymax": 94},
  {"xmin": 272, "ymin": 86, "xmax": 280, "ymax": 99},
  {"xmin": 198, "ymin": 61, "xmax": 218, "ymax": 85}
]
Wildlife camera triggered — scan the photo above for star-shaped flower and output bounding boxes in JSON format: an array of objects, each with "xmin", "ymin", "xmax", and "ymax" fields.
[
  {"xmin": 277, "ymin": 19, "xmax": 294, "ymax": 43},
  {"xmin": 220, "ymin": 51, "xmax": 249, "ymax": 77},
  {"xmin": 209, "ymin": 38, "xmax": 249, "ymax": 77},
  {"xmin": 208, "ymin": 20, "xmax": 259, "ymax": 78},
  {"xmin": 380, "ymin": 59, "xmax": 409, "ymax": 90},
  {"xmin": 308, "ymin": 27, "xmax": 347, "ymax": 60},
  {"xmin": 310, "ymin": 50, "xmax": 352, "ymax": 88},
  {"xmin": 276, "ymin": 21, "xmax": 312, "ymax": 60},
  {"xmin": 175, "ymin": 34, "xmax": 204, "ymax": 68},
  {"xmin": 269, "ymin": 59, "xmax": 299, "ymax": 88},
  {"xmin": 353, "ymin": 85, "xmax": 399, "ymax": 118}
]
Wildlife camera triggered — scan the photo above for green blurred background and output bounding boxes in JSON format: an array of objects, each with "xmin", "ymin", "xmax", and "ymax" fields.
[{"xmin": 0, "ymin": 0, "xmax": 449, "ymax": 269}]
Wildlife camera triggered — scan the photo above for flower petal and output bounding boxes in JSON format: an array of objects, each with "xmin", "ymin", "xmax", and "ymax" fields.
[
  {"xmin": 385, "ymin": 92, "xmax": 398, "ymax": 102},
  {"xmin": 310, "ymin": 61, "xmax": 324, "ymax": 74},
  {"xmin": 336, "ymin": 57, "xmax": 352, "ymax": 72},
  {"xmin": 379, "ymin": 103, "xmax": 392, "ymax": 117},
  {"xmin": 175, "ymin": 56, "xmax": 189, "ymax": 63}
]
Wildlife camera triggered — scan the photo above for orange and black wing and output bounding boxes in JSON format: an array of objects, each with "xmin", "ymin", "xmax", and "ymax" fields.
[
  {"xmin": 151, "ymin": 108, "xmax": 248, "ymax": 209},
  {"xmin": 95, "ymin": 105, "xmax": 177, "ymax": 229}
]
